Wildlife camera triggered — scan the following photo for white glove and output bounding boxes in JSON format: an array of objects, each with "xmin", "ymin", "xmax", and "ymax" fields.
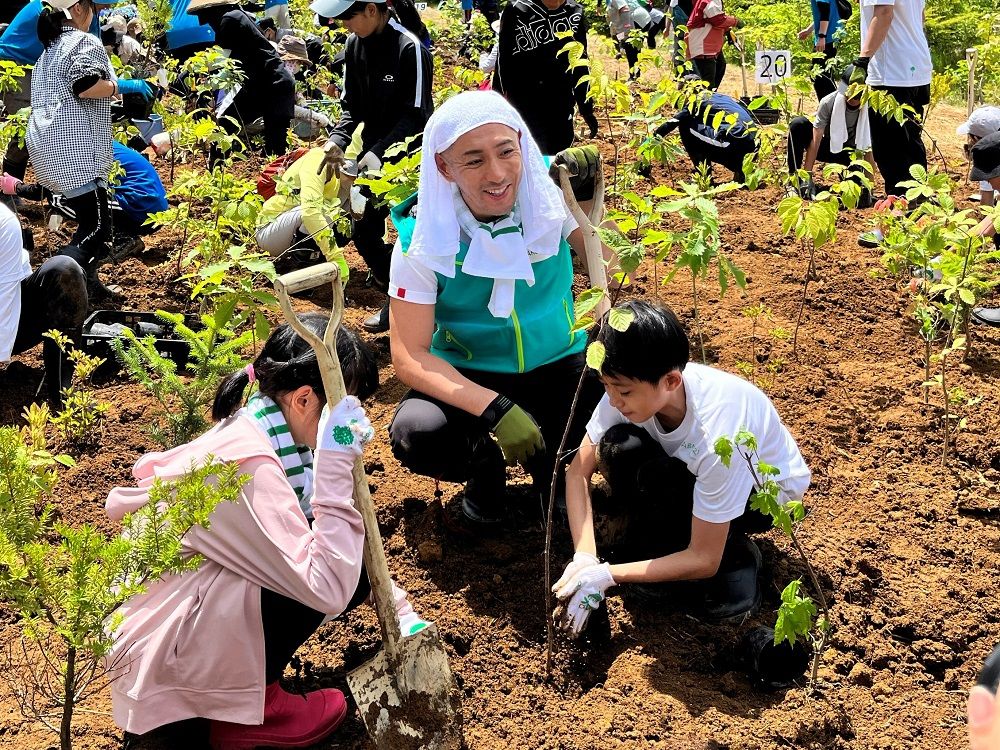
[
  {"xmin": 317, "ymin": 395, "xmax": 374, "ymax": 456},
  {"xmin": 553, "ymin": 562, "xmax": 615, "ymax": 636},
  {"xmin": 553, "ymin": 551, "xmax": 600, "ymax": 594},
  {"xmin": 358, "ymin": 151, "xmax": 382, "ymax": 174}
]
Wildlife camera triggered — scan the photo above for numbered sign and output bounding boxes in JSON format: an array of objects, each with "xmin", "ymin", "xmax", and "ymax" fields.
[
  {"xmin": 414, "ymin": 2, "xmax": 427, "ymax": 8},
  {"xmin": 755, "ymin": 50, "xmax": 791, "ymax": 84}
]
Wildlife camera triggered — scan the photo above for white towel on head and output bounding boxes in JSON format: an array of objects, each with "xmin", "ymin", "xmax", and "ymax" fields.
[
  {"xmin": 830, "ymin": 87, "xmax": 872, "ymax": 154},
  {"xmin": 406, "ymin": 90, "xmax": 569, "ymax": 318}
]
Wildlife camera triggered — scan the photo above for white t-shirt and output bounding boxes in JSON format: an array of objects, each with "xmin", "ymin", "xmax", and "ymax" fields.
[
  {"xmin": 585, "ymin": 363, "xmax": 812, "ymax": 524},
  {"xmin": 0, "ymin": 203, "xmax": 30, "ymax": 362},
  {"xmin": 861, "ymin": 0, "xmax": 932, "ymax": 87}
]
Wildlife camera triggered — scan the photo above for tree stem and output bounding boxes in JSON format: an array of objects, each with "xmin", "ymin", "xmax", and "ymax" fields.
[{"xmin": 60, "ymin": 646, "xmax": 76, "ymax": 750}]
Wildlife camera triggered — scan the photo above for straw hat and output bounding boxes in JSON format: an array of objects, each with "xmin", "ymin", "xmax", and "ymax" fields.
[{"xmin": 278, "ymin": 35, "xmax": 312, "ymax": 64}]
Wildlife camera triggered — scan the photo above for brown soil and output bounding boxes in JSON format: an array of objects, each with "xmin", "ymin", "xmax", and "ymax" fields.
[{"xmin": 1, "ymin": 50, "xmax": 996, "ymax": 750}]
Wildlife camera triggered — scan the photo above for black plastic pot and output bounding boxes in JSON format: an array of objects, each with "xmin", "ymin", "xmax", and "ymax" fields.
[
  {"xmin": 741, "ymin": 626, "xmax": 810, "ymax": 689},
  {"xmin": 739, "ymin": 96, "xmax": 781, "ymax": 126}
]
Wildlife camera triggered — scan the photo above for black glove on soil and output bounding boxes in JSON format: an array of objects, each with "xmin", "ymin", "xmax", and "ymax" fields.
[{"xmin": 549, "ymin": 145, "xmax": 600, "ymax": 202}]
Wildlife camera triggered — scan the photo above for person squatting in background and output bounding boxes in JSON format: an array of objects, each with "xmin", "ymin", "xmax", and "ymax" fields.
[
  {"xmin": 554, "ymin": 300, "xmax": 811, "ymax": 633},
  {"xmin": 386, "ymin": 91, "xmax": 618, "ymax": 529},
  {"xmin": 27, "ymin": 0, "xmax": 153, "ymax": 301},
  {"xmin": 787, "ymin": 64, "xmax": 875, "ymax": 206},
  {"xmin": 310, "ymin": 0, "xmax": 433, "ymax": 334},
  {"xmin": 187, "ymin": 0, "xmax": 296, "ymax": 157},
  {"xmin": 0, "ymin": 201, "xmax": 87, "ymax": 405},
  {"xmin": 492, "ymin": 0, "xmax": 599, "ymax": 154},
  {"xmin": 958, "ymin": 106, "xmax": 1000, "ymax": 208},
  {"xmin": 650, "ymin": 81, "xmax": 760, "ymax": 183},
  {"xmin": 107, "ymin": 315, "xmax": 429, "ymax": 750}
]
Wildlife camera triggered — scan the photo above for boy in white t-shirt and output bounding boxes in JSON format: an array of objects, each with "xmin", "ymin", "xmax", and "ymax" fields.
[{"xmin": 553, "ymin": 300, "xmax": 811, "ymax": 634}]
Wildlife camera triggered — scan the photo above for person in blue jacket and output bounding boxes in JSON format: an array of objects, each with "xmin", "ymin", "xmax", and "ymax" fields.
[
  {"xmin": 0, "ymin": 0, "xmax": 153, "ymax": 180},
  {"xmin": 653, "ymin": 85, "xmax": 760, "ymax": 182},
  {"xmin": 163, "ymin": 0, "xmax": 215, "ymax": 60}
]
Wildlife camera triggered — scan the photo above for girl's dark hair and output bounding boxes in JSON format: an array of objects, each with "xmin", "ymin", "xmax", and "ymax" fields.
[
  {"xmin": 590, "ymin": 300, "xmax": 690, "ymax": 384},
  {"xmin": 335, "ymin": 0, "xmax": 430, "ymax": 46},
  {"xmin": 212, "ymin": 313, "xmax": 379, "ymax": 421},
  {"xmin": 38, "ymin": 2, "xmax": 79, "ymax": 48}
]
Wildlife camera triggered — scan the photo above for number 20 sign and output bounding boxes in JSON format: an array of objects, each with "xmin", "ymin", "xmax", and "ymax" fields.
[{"xmin": 755, "ymin": 50, "xmax": 791, "ymax": 84}]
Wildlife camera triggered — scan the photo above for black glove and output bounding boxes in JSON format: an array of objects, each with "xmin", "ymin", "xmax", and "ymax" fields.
[
  {"xmin": 549, "ymin": 145, "xmax": 600, "ymax": 202},
  {"xmin": 798, "ymin": 176, "xmax": 816, "ymax": 200},
  {"xmin": 15, "ymin": 182, "xmax": 50, "ymax": 202},
  {"xmin": 849, "ymin": 57, "xmax": 870, "ymax": 85},
  {"xmin": 582, "ymin": 110, "xmax": 599, "ymax": 139}
]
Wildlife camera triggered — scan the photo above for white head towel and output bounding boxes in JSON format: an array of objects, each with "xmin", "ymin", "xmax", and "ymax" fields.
[
  {"xmin": 830, "ymin": 83, "xmax": 872, "ymax": 154},
  {"xmin": 406, "ymin": 90, "xmax": 569, "ymax": 318}
]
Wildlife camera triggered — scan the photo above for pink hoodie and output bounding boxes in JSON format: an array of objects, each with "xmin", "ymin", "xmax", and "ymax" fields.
[{"xmin": 104, "ymin": 414, "xmax": 365, "ymax": 735}]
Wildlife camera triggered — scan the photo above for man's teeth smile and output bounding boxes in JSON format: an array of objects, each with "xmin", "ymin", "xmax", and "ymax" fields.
[{"xmin": 485, "ymin": 186, "xmax": 508, "ymax": 197}]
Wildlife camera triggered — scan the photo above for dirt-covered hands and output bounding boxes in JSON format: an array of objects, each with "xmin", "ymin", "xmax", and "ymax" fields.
[
  {"xmin": 317, "ymin": 396, "xmax": 374, "ymax": 456},
  {"xmin": 317, "ymin": 141, "xmax": 347, "ymax": 181},
  {"xmin": 552, "ymin": 560, "xmax": 615, "ymax": 636}
]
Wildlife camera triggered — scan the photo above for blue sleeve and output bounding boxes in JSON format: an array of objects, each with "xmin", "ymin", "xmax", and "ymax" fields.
[{"xmin": 0, "ymin": 0, "xmax": 44, "ymax": 65}]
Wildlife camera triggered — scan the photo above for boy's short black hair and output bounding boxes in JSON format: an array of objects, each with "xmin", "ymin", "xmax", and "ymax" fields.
[{"xmin": 590, "ymin": 300, "xmax": 689, "ymax": 383}]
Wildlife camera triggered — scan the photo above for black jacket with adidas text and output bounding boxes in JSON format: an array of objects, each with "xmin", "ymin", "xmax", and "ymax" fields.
[{"xmin": 327, "ymin": 20, "xmax": 434, "ymax": 162}]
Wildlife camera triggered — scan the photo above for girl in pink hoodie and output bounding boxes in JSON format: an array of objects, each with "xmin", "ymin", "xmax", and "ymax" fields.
[{"xmin": 107, "ymin": 313, "xmax": 425, "ymax": 750}]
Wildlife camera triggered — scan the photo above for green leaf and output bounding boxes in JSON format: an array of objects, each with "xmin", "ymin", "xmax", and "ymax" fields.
[
  {"xmin": 586, "ymin": 341, "xmax": 606, "ymax": 372},
  {"xmin": 774, "ymin": 579, "xmax": 817, "ymax": 647},
  {"xmin": 958, "ymin": 287, "xmax": 975, "ymax": 306},
  {"xmin": 573, "ymin": 287, "xmax": 606, "ymax": 320},
  {"xmin": 713, "ymin": 436, "xmax": 734, "ymax": 468},
  {"xmin": 608, "ymin": 307, "xmax": 634, "ymax": 332}
]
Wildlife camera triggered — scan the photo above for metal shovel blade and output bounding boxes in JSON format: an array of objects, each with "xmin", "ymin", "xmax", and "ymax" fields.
[{"xmin": 347, "ymin": 623, "xmax": 463, "ymax": 750}]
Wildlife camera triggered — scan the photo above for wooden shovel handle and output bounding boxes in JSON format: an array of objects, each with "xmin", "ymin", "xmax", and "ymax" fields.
[
  {"xmin": 557, "ymin": 163, "xmax": 609, "ymax": 302},
  {"xmin": 273, "ymin": 263, "xmax": 402, "ymax": 664}
]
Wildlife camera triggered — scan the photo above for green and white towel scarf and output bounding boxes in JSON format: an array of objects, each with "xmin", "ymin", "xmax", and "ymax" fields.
[{"xmin": 241, "ymin": 393, "xmax": 315, "ymax": 520}]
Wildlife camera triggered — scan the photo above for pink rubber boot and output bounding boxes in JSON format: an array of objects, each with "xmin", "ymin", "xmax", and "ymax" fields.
[{"xmin": 209, "ymin": 681, "xmax": 348, "ymax": 750}]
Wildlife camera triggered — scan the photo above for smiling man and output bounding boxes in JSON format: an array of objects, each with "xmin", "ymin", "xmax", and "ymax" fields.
[
  {"xmin": 387, "ymin": 90, "xmax": 614, "ymax": 528},
  {"xmin": 553, "ymin": 299, "xmax": 811, "ymax": 634}
]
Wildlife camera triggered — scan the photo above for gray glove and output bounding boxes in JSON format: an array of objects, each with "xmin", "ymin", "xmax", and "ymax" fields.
[{"xmin": 549, "ymin": 145, "xmax": 600, "ymax": 202}]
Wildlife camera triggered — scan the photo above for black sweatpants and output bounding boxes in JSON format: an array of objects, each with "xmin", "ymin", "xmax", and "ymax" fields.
[
  {"xmin": 389, "ymin": 352, "xmax": 604, "ymax": 511},
  {"xmin": 351, "ymin": 198, "xmax": 392, "ymax": 285},
  {"xmin": 11, "ymin": 255, "xmax": 88, "ymax": 401},
  {"xmin": 63, "ymin": 186, "xmax": 113, "ymax": 271},
  {"xmin": 617, "ymin": 38, "xmax": 639, "ymax": 77},
  {"xmin": 869, "ymin": 83, "xmax": 930, "ymax": 197},
  {"xmin": 691, "ymin": 52, "xmax": 726, "ymax": 91},
  {"xmin": 679, "ymin": 124, "xmax": 758, "ymax": 182},
  {"xmin": 786, "ymin": 115, "xmax": 851, "ymax": 174}
]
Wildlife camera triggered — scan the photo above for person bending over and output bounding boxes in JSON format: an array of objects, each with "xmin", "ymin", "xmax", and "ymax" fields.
[{"xmin": 554, "ymin": 300, "xmax": 811, "ymax": 633}]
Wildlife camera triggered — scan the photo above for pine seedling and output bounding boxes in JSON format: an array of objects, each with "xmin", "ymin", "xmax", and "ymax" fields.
[
  {"xmin": 42, "ymin": 331, "xmax": 109, "ymax": 445},
  {"xmin": 714, "ymin": 430, "xmax": 831, "ymax": 690},
  {"xmin": 0, "ymin": 424, "xmax": 246, "ymax": 750},
  {"xmin": 112, "ymin": 302, "xmax": 255, "ymax": 449}
]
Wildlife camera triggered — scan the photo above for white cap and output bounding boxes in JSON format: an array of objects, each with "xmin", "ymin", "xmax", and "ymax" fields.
[
  {"xmin": 957, "ymin": 106, "xmax": 1000, "ymax": 139},
  {"xmin": 311, "ymin": 0, "xmax": 384, "ymax": 19}
]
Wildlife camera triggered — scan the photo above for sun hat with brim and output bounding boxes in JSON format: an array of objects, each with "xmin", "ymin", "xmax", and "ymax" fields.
[
  {"xmin": 278, "ymin": 35, "xmax": 312, "ymax": 64},
  {"xmin": 971, "ymin": 131, "xmax": 1000, "ymax": 183},
  {"xmin": 44, "ymin": 0, "xmax": 85, "ymax": 17},
  {"xmin": 311, "ymin": 0, "xmax": 384, "ymax": 20},
  {"xmin": 958, "ymin": 106, "xmax": 1000, "ymax": 140}
]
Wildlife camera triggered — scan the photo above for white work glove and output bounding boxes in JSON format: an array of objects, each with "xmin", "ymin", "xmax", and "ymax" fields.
[
  {"xmin": 553, "ymin": 551, "xmax": 601, "ymax": 593},
  {"xmin": 316, "ymin": 395, "xmax": 374, "ymax": 456},
  {"xmin": 552, "ymin": 561, "xmax": 615, "ymax": 636},
  {"xmin": 358, "ymin": 150, "xmax": 382, "ymax": 174}
]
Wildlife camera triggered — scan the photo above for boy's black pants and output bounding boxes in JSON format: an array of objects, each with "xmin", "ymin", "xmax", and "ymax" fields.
[{"xmin": 869, "ymin": 83, "xmax": 930, "ymax": 197}]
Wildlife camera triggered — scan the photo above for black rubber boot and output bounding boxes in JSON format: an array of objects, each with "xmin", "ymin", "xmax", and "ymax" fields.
[
  {"xmin": 701, "ymin": 535, "xmax": 763, "ymax": 623},
  {"xmin": 459, "ymin": 435, "xmax": 508, "ymax": 527}
]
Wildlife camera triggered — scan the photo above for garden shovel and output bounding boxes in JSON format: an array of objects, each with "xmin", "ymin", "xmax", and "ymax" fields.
[
  {"xmin": 273, "ymin": 264, "xmax": 463, "ymax": 750},
  {"xmin": 555, "ymin": 154, "xmax": 608, "ymax": 298}
]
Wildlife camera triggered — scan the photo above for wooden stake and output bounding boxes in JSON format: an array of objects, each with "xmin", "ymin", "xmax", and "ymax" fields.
[{"xmin": 966, "ymin": 47, "xmax": 977, "ymax": 117}]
